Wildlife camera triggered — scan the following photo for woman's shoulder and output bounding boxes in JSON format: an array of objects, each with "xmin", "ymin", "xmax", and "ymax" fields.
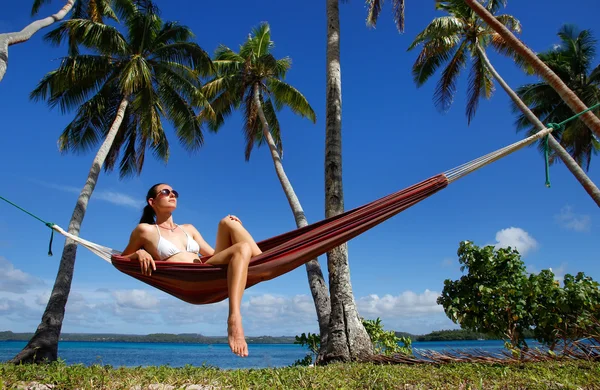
[{"xmin": 135, "ymin": 223, "xmax": 157, "ymax": 235}]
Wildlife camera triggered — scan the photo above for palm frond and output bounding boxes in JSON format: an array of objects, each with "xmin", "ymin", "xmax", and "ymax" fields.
[
  {"xmin": 151, "ymin": 42, "xmax": 213, "ymax": 76},
  {"xmin": 263, "ymin": 97, "xmax": 283, "ymax": 158},
  {"xmin": 408, "ymin": 16, "xmax": 464, "ymax": 50},
  {"xmin": 243, "ymin": 90, "xmax": 261, "ymax": 161},
  {"xmin": 203, "ymin": 90, "xmax": 238, "ymax": 132},
  {"xmin": 434, "ymin": 40, "xmax": 467, "ymax": 112},
  {"xmin": 103, "ymin": 102, "xmax": 133, "ymax": 174},
  {"xmin": 152, "ymin": 22, "xmax": 194, "ymax": 47},
  {"xmin": 274, "ymin": 57, "xmax": 291, "ymax": 79},
  {"xmin": 126, "ymin": 7, "xmax": 162, "ymax": 53},
  {"xmin": 267, "ymin": 78, "xmax": 316, "ymax": 123},
  {"xmin": 30, "ymin": 55, "xmax": 115, "ymax": 114},
  {"xmin": 392, "ymin": 0, "xmax": 406, "ymax": 32},
  {"xmin": 242, "ymin": 22, "xmax": 273, "ymax": 58},
  {"xmin": 44, "ymin": 19, "xmax": 129, "ymax": 55},
  {"xmin": 365, "ymin": 0, "xmax": 383, "ymax": 28},
  {"xmin": 157, "ymin": 74, "xmax": 204, "ymax": 152},
  {"xmin": 494, "ymin": 14, "xmax": 521, "ymax": 34},
  {"xmin": 411, "ymin": 37, "xmax": 459, "ymax": 86},
  {"xmin": 119, "ymin": 56, "xmax": 152, "ymax": 96},
  {"xmin": 153, "ymin": 61, "xmax": 207, "ymax": 107},
  {"xmin": 491, "ymin": 33, "xmax": 532, "ymax": 73},
  {"xmin": 57, "ymin": 86, "xmax": 122, "ymax": 154},
  {"xmin": 465, "ymin": 50, "xmax": 493, "ymax": 124},
  {"xmin": 31, "ymin": 0, "xmax": 51, "ymax": 16}
]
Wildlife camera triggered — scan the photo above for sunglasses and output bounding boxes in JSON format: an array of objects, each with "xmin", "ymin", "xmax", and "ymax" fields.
[{"xmin": 157, "ymin": 188, "xmax": 179, "ymax": 198}]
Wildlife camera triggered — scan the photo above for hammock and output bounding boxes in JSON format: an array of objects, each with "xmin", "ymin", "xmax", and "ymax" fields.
[{"xmin": 45, "ymin": 127, "xmax": 553, "ymax": 304}]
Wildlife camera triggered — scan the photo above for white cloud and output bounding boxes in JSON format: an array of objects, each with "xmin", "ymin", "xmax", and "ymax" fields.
[
  {"xmin": 493, "ymin": 227, "xmax": 538, "ymax": 256},
  {"xmin": 94, "ymin": 191, "xmax": 141, "ymax": 209},
  {"xmin": 0, "ymin": 257, "xmax": 43, "ymax": 293},
  {"xmin": 356, "ymin": 290, "xmax": 443, "ymax": 318},
  {"xmin": 0, "ymin": 284, "xmax": 458, "ymax": 336},
  {"xmin": 0, "ymin": 297, "xmax": 42, "ymax": 321},
  {"xmin": 29, "ymin": 179, "xmax": 141, "ymax": 209},
  {"xmin": 113, "ymin": 289, "xmax": 160, "ymax": 311},
  {"xmin": 555, "ymin": 206, "xmax": 591, "ymax": 232}
]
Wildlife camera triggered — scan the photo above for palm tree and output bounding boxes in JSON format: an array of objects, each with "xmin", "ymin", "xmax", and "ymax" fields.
[
  {"xmin": 463, "ymin": 0, "xmax": 600, "ymax": 137},
  {"xmin": 451, "ymin": 0, "xmax": 600, "ymax": 206},
  {"xmin": 200, "ymin": 22, "xmax": 332, "ymax": 353},
  {"xmin": 321, "ymin": 0, "xmax": 374, "ymax": 364},
  {"xmin": 408, "ymin": 0, "xmax": 523, "ymax": 124},
  {"xmin": 515, "ymin": 25, "xmax": 600, "ymax": 171},
  {"xmin": 1, "ymin": 0, "xmax": 76, "ymax": 81},
  {"xmin": 11, "ymin": 0, "xmax": 212, "ymax": 363}
]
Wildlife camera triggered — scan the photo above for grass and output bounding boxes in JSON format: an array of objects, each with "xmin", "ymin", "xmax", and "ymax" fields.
[{"xmin": 1, "ymin": 360, "xmax": 599, "ymax": 389}]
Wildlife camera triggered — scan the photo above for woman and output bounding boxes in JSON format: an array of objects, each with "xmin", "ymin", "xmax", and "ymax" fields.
[{"xmin": 121, "ymin": 183, "xmax": 262, "ymax": 357}]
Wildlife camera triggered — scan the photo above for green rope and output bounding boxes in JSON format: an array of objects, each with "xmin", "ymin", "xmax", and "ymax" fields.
[
  {"xmin": 543, "ymin": 102, "xmax": 600, "ymax": 188},
  {"xmin": 544, "ymin": 135, "xmax": 551, "ymax": 188},
  {"xmin": 0, "ymin": 195, "xmax": 56, "ymax": 256},
  {"xmin": 555, "ymin": 102, "xmax": 600, "ymax": 127}
]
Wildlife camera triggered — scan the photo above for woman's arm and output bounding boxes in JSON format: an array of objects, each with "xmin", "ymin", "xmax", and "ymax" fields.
[
  {"xmin": 186, "ymin": 224, "xmax": 215, "ymax": 257},
  {"xmin": 122, "ymin": 225, "xmax": 156, "ymax": 275}
]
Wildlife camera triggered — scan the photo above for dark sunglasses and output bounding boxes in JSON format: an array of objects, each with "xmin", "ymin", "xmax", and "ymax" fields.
[{"xmin": 157, "ymin": 188, "xmax": 179, "ymax": 198}]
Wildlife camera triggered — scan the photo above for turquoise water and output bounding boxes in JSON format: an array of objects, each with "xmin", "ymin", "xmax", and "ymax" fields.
[{"xmin": 0, "ymin": 340, "xmax": 520, "ymax": 369}]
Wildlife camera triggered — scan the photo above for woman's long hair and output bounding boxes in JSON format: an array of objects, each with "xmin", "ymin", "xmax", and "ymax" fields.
[{"xmin": 139, "ymin": 183, "xmax": 165, "ymax": 224}]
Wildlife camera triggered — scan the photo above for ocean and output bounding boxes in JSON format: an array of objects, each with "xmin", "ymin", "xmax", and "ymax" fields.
[{"xmin": 0, "ymin": 340, "xmax": 518, "ymax": 369}]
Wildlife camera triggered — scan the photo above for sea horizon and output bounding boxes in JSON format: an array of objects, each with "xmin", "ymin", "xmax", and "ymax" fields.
[{"xmin": 1, "ymin": 339, "xmax": 522, "ymax": 369}]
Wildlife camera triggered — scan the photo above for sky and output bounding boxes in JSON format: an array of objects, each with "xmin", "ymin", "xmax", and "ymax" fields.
[{"xmin": 0, "ymin": 0, "xmax": 598, "ymax": 338}]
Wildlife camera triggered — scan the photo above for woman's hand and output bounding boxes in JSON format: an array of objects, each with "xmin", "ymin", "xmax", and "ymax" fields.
[
  {"xmin": 228, "ymin": 214, "xmax": 242, "ymax": 224},
  {"xmin": 137, "ymin": 249, "xmax": 156, "ymax": 276}
]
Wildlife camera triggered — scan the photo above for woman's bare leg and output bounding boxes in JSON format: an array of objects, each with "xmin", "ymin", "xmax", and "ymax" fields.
[
  {"xmin": 214, "ymin": 217, "xmax": 262, "ymax": 256},
  {"xmin": 205, "ymin": 216, "xmax": 262, "ymax": 357}
]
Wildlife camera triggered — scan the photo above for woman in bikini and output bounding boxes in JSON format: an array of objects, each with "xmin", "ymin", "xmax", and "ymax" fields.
[{"xmin": 121, "ymin": 183, "xmax": 262, "ymax": 357}]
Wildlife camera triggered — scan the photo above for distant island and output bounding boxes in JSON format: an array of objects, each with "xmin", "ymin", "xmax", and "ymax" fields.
[
  {"xmin": 1, "ymin": 329, "xmax": 534, "ymax": 344},
  {"xmin": 396, "ymin": 329, "xmax": 535, "ymax": 342},
  {"xmin": 0, "ymin": 331, "xmax": 294, "ymax": 344}
]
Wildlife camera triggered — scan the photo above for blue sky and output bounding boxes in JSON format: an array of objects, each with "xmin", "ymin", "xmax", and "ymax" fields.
[{"xmin": 0, "ymin": 0, "xmax": 598, "ymax": 337}]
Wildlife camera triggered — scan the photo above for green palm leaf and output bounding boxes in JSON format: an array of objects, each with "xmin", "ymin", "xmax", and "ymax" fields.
[
  {"xmin": 268, "ymin": 78, "xmax": 316, "ymax": 122},
  {"xmin": 33, "ymin": 0, "xmax": 211, "ymax": 178}
]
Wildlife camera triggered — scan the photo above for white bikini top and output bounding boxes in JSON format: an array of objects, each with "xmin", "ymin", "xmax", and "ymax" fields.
[{"xmin": 155, "ymin": 224, "xmax": 200, "ymax": 260}]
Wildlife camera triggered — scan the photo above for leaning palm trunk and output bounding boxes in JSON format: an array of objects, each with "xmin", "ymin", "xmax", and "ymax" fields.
[
  {"xmin": 11, "ymin": 98, "xmax": 129, "ymax": 364},
  {"xmin": 477, "ymin": 46, "xmax": 600, "ymax": 207},
  {"xmin": 0, "ymin": 0, "xmax": 76, "ymax": 82},
  {"xmin": 320, "ymin": 0, "xmax": 373, "ymax": 364},
  {"xmin": 465, "ymin": 0, "xmax": 600, "ymax": 137},
  {"xmin": 252, "ymin": 84, "xmax": 331, "ymax": 350}
]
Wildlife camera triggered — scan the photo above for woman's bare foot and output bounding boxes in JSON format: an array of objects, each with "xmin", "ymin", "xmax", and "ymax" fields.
[{"xmin": 227, "ymin": 315, "xmax": 248, "ymax": 357}]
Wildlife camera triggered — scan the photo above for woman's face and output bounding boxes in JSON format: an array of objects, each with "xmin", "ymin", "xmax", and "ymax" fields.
[{"xmin": 149, "ymin": 184, "xmax": 178, "ymax": 212}]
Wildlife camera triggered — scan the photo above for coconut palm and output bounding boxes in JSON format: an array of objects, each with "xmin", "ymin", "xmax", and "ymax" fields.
[
  {"xmin": 11, "ymin": 0, "xmax": 212, "ymax": 363},
  {"xmin": 320, "ymin": 0, "xmax": 375, "ymax": 363},
  {"xmin": 408, "ymin": 0, "xmax": 522, "ymax": 124},
  {"xmin": 514, "ymin": 25, "xmax": 600, "ymax": 171},
  {"xmin": 463, "ymin": 0, "xmax": 600, "ymax": 137},
  {"xmin": 200, "ymin": 22, "xmax": 332, "ymax": 352}
]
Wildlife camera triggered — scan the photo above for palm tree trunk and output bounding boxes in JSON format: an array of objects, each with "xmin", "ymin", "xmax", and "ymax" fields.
[
  {"xmin": 465, "ymin": 0, "xmax": 600, "ymax": 137},
  {"xmin": 0, "ymin": 0, "xmax": 76, "ymax": 82},
  {"xmin": 478, "ymin": 46, "xmax": 600, "ymax": 207},
  {"xmin": 252, "ymin": 83, "xmax": 331, "ymax": 352},
  {"xmin": 10, "ymin": 98, "xmax": 129, "ymax": 364},
  {"xmin": 320, "ymin": 0, "xmax": 373, "ymax": 364}
]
